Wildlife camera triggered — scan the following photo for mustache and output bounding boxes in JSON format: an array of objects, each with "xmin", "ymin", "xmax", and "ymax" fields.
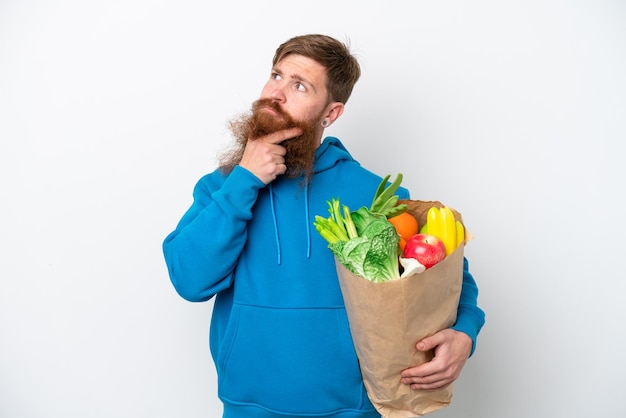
[
  {"xmin": 249, "ymin": 98, "xmax": 302, "ymax": 140},
  {"xmin": 252, "ymin": 98, "xmax": 290, "ymax": 120}
]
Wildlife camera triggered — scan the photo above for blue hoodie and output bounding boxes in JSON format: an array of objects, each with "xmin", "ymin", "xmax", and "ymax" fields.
[{"xmin": 163, "ymin": 137, "xmax": 485, "ymax": 418}]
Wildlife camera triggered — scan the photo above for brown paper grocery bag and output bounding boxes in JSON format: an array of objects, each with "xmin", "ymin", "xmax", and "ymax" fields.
[{"xmin": 335, "ymin": 200, "xmax": 466, "ymax": 417}]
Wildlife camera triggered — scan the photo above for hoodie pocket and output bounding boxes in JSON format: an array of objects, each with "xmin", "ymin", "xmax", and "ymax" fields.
[{"xmin": 216, "ymin": 303, "xmax": 372, "ymax": 415}]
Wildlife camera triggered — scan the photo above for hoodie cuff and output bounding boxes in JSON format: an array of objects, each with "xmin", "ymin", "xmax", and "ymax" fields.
[
  {"xmin": 451, "ymin": 304, "xmax": 486, "ymax": 356},
  {"xmin": 216, "ymin": 166, "xmax": 266, "ymax": 219}
]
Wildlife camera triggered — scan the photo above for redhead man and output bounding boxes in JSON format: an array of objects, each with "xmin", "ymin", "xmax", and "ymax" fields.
[{"xmin": 163, "ymin": 34, "xmax": 485, "ymax": 418}]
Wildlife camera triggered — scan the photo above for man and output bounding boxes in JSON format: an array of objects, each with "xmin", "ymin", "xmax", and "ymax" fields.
[{"xmin": 163, "ymin": 34, "xmax": 485, "ymax": 418}]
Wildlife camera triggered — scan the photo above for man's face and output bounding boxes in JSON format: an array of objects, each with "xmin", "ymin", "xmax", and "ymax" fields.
[
  {"xmin": 259, "ymin": 54, "xmax": 332, "ymax": 142},
  {"xmin": 247, "ymin": 54, "xmax": 332, "ymax": 180},
  {"xmin": 220, "ymin": 54, "xmax": 339, "ymax": 181}
]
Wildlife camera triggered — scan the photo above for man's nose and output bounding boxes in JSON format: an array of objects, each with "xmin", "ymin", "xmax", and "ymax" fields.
[{"xmin": 268, "ymin": 84, "xmax": 286, "ymax": 103}]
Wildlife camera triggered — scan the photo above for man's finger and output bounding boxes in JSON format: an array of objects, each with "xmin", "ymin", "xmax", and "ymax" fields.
[
  {"xmin": 416, "ymin": 336, "xmax": 435, "ymax": 352},
  {"xmin": 417, "ymin": 328, "xmax": 448, "ymax": 352},
  {"xmin": 263, "ymin": 127, "xmax": 303, "ymax": 144}
]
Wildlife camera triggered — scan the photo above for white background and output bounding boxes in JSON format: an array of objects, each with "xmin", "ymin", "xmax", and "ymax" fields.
[{"xmin": 1, "ymin": 1, "xmax": 625, "ymax": 417}]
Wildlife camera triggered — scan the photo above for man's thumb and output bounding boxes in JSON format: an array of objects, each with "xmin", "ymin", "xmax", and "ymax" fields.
[{"xmin": 416, "ymin": 336, "xmax": 436, "ymax": 352}]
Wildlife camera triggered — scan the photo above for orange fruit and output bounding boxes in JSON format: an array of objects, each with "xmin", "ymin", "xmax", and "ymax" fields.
[{"xmin": 388, "ymin": 212, "xmax": 419, "ymax": 242}]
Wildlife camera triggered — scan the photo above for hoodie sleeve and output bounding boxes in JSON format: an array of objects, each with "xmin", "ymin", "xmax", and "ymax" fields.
[
  {"xmin": 162, "ymin": 166, "xmax": 265, "ymax": 302},
  {"xmin": 451, "ymin": 257, "xmax": 485, "ymax": 356}
]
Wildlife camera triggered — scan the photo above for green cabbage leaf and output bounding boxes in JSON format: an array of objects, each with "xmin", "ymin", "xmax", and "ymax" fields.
[{"xmin": 314, "ymin": 198, "xmax": 401, "ymax": 282}]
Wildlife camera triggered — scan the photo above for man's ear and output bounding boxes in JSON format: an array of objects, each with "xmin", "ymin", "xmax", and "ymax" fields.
[{"xmin": 323, "ymin": 102, "xmax": 345, "ymax": 127}]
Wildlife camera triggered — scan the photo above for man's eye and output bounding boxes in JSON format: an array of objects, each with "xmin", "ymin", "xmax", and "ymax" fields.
[
  {"xmin": 271, "ymin": 72, "xmax": 282, "ymax": 80},
  {"xmin": 295, "ymin": 82, "xmax": 305, "ymax": 91}
]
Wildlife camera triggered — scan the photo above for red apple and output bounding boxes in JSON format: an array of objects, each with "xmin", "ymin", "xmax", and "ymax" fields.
[{"xmin": 402, "ymin": 233, "xmax": 446, "ymax": 269}]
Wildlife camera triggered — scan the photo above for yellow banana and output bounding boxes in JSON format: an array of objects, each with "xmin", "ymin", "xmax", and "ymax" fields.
[
  {"xmin": 440, "ymin": 206, "xmax": 457, "ymax": 255},
  {"xmin": 420, "ymin": 223, "xmax": 428, "ymax": 234},
  {"xmin": 426, "ymin": 206, "xmax": 442, "ymax": 242},
  {"xmin": 455, "ymin": 220, "xmax": 465, "ymax": 248}
]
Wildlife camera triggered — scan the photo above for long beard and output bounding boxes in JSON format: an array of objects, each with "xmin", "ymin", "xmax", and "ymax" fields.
[{"xmin": 218, "ymin": 99, "xmax": 320, "ymax": 183}]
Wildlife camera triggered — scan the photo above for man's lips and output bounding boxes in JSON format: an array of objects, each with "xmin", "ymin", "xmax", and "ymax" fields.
[{"xmin": 261, "ymin": 105, "xmax": 285, "ymax": 119}]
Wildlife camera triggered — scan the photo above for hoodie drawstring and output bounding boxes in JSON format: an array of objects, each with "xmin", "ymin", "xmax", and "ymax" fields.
[
  {"xmin": 304, "ymin": 183, "xmax": 311, "ymax": 259},
  {"xmin": 269, "ymin": 183, "xmax": 282, "ymax": 265},
  {"xmin": 268, "ymin": 182, "xmax": 312, "ymax": 265}
]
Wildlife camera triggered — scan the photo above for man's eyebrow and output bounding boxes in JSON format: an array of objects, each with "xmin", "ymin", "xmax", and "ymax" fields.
[
  {"xmin": 290, "ymin": 73, "xmax": 317, "ymax": 93},
  {"xmin": 272, "ymin": 64, "xmax": 318, "ymax": 93}
]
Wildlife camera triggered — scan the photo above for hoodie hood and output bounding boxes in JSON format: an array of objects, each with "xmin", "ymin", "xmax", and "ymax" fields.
[{"xmin": 313, "ymin": 136, "xmax": 357, "ymax": 174}]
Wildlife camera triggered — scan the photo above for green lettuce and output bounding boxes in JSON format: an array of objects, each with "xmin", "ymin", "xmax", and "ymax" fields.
[{"xmin": 314, "ymin": 189, "xmax": 402, "ymax": 282}]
